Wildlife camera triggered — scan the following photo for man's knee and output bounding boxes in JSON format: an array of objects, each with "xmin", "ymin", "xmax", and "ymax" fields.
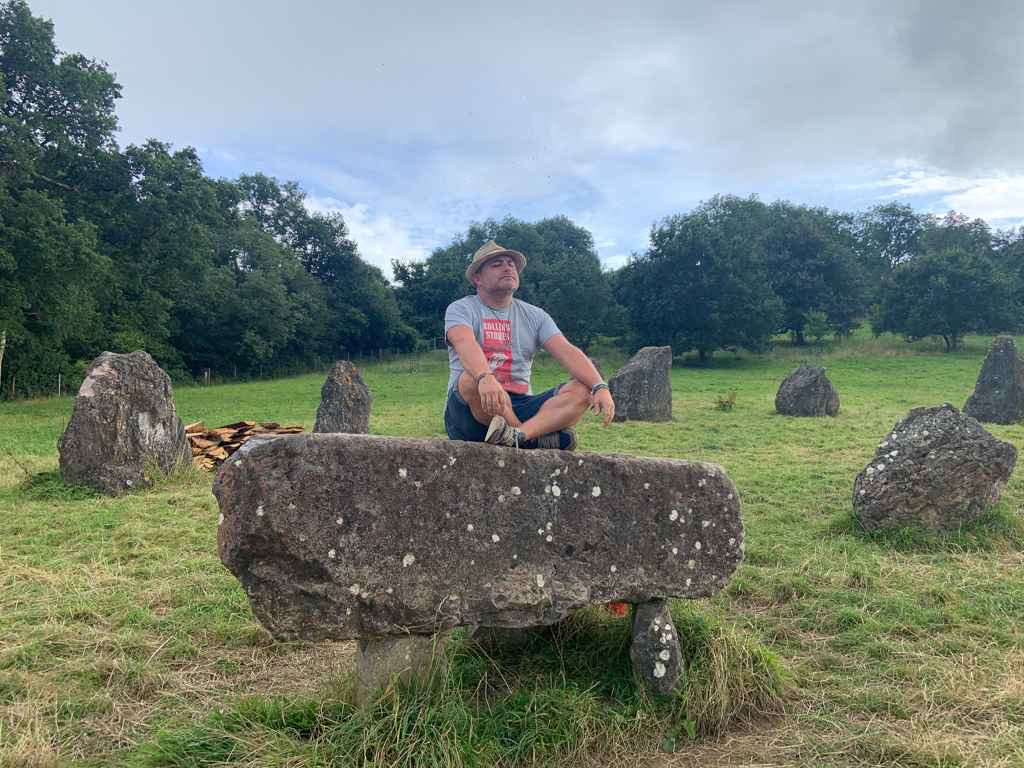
[{"xmin": 559, "ymin": 379, "xmax": 593, "ymax": 408}]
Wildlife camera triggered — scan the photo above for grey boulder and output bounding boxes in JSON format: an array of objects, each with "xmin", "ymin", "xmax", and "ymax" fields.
[
  {"xmin": 963, "ymin": 335, "xmax": 1024, "ymax": 425},
  {"xmin": 853, "ymin": 403, "xmax": 1017, "ymax": 533},
  {"xmin": 57, "ymin": 350, "xmax": 191, "ymax": 496},
  {"xmin": 609, "ymin": 346, "xmax": 672, "ymax": 422},
  {"xmin": 313, "ymin": 361, "xmax": 372, "ymax": 434},
  {"xmin": 775, "ymin": 364, "xmax": 839, "ymax": 417},
  {"xmin": 214, "ymin": 434, "xmax": 744, "ymax": 641}
]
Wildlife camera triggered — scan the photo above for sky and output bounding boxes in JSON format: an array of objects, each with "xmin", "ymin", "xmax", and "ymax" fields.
[{"xmin": 29, "ymin": 0, "xmax": 1024, "ymax": 275}]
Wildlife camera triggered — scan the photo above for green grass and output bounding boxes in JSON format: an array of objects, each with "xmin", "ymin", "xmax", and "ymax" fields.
[{"xmin": 2, "ymin": 334, "xmax": 1024, "ymax": 766}]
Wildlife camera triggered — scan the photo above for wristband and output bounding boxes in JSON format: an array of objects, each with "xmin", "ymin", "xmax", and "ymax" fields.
[
  {"xmin": 476, "ymin": 371, "xmax": 495, "ymax": 382},
  {"xmin": 591, "ymin": 381, "xmax": 609, "ymax": 395}
]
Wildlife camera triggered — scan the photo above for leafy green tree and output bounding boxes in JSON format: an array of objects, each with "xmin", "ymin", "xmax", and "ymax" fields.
[
  {"xmin": 853, "ymin": 202, "xmax": 929, "ymax": 275},
  {"xmin": 759, "ymin": 206, "xmax": 866, "ymax": 343},
  {"xmin": 616, "ymin": 207, "xmax": 783, "ymax": 365},
  {"xmin": 871, "ymin": 248, "xmax": 1019, "ymax": 351}
]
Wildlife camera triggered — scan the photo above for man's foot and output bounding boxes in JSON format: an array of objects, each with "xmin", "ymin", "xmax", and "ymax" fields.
[
  {"xmin": 485, "ymin": 416, "xmax": 525, "ymax": 448},
  {"xmin": 534, "ymin": 428, "xmax": 578, "ymax": 451}
]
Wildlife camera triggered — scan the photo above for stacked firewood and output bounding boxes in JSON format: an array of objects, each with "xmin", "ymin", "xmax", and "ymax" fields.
[{"xmin": 184, "ymin": 421, "xmax": 305, "ymax": 469}]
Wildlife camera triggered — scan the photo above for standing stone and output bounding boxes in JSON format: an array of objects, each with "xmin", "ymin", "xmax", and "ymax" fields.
[
  {"xmin": 630, "ymin": 599, "xmax": 686, "ymax": 695},
  {"xmin": 214, "ymin": 434, "xmax": 744, "ymax": 642},
  {"xmin": 589, "ymin": 357, "xmax": 605, "ymax": 381},
  {"xmin": 313, "ymin": 361, "xmax": 371, "ymax": 434},
  {"xmin": 775, "ymin": 364, "xmax": 840, "ymax": 417},
  {"xmin": 853, "ymin": 403, "xmax": 1017, "ymax": 533},
  {"xmin": 355, "ymin": 634, "xmax": 447, "ymax": 708},
  {"xmin": 609, "ymin": 346, "xmax": 672, "ymax": 422},
  {"xmin": 963, "ymin": 335, "xmax": 1024, "ymax": 425},
  {"xmin": 57, "ymin": 350, "xmax": 191, "ymax": 496}
]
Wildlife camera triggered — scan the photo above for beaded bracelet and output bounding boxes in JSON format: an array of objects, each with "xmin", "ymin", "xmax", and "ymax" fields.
[
  {"xmin": 476, "ymin": 371, "xmax": 495, "ymax": 382},
  {"xmin": 591, "ymin": 381, "xmax": 609, "ymax": 395}
]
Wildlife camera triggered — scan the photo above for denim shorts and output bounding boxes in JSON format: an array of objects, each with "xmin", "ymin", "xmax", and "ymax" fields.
[{"xmin": 444, "ymin": 383, "xmax": 565, "ymax": 442}]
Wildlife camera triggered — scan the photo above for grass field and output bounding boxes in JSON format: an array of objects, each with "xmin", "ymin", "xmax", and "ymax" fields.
[{"xmin": 2, "ymin": 335, "xmax": 1023, "ymax": 767}]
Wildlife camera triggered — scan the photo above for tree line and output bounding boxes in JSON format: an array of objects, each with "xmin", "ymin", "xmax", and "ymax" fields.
[{"xmin": 2, "ymin": 0, "xmax": 1023, "ymax": 399}]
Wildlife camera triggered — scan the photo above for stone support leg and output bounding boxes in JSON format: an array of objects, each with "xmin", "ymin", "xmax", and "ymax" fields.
[
  {"xmin": 630, "ymin": 600, "xmax": 686, "ymax": 696},
  {"xmin": 354, "ymin": 633, "xmax": 447, "ymax": 708}
]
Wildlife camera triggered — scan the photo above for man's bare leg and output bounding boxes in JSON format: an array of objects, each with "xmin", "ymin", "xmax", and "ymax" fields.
[{"xmin": 457, "ymin": 373, "xmax": 592, "ymax": 441}]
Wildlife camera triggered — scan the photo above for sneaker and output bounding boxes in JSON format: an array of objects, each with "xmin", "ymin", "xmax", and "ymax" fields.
[
  {"xmin": 485, "ymin": 415, "xmax": 524, "ymax": 448},
  {"xmin": 534, "ymin": 428, "xmax": 578, "ymax": 451}
]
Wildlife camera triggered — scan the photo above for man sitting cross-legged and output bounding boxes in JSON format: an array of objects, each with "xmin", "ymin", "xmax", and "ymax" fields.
[{"xmin": 443, "ymin": 240, "xmax": 615, "ymax": 449}]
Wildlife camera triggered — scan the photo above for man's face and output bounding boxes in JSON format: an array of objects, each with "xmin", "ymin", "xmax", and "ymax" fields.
[{"xmin": 474, "ymin": 254, "xmax": 520, "ymax": 293}]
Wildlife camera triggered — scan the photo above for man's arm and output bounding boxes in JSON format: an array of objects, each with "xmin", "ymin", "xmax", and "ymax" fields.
[
  {"xmin": 446, "ymin": 324, "xmax": 511, "ymax": 418},
  {"xmin": 542, "ymin": 333, "xmax": 615, "ymax": 427}
]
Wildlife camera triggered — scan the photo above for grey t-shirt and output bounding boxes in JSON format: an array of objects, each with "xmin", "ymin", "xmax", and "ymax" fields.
[{"xmin": 445, "ymin": 295, "xmax": 561, "ymax": 395}]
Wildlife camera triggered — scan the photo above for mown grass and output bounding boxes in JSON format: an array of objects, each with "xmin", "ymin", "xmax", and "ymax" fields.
[{"xmin": 1, "ymin": 334, "xmax": 1023, "ymax": 766}]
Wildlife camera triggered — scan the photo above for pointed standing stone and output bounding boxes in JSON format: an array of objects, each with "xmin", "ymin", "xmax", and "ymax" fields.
[
  {"xmin": 630, "ymin": 599, "xmax": 686, "ymax": 695},
  {"xmin": 609, "ymin": 346, "xmax": 672, "ymax": 422},
  {"xmin": 313, "ymin": 361, "xmax": 371, "ymax": 434},
  {"xmin": 963, "ymin": 335, "xmax": 1024, "ymax": 425},
  {"xmin": 57, "ymin": 351, "xmax": 191, "ymax": 496}
]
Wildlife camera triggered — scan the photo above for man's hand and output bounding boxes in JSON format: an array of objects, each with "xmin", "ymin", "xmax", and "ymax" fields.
[
  {"xmin": 478, "ymin": 374, "xmax": 511, "ymax": 418},
  {"xmin": 594, "ymin": 387, "xmax": 615, "ymax": 427}
]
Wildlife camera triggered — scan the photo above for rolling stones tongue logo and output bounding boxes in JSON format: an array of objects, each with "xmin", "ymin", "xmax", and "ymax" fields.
[{"xmin": 481, "ymin": 318, "xmax": 526, "ymax": 394}]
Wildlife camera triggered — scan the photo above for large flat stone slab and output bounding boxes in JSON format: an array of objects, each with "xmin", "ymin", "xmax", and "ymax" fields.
[{"xmin": 215, "ymin": 435, "xmax": 744, "ymax": 641}]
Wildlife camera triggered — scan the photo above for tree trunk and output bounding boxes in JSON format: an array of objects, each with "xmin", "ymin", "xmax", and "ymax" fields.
[
  {"xmin": 795, "ymin": 329, "xmax": 805, "ymax": 345},
  {"xmin": 0, "ymin": 330, "xmax": 6, "ymax": 394},
  {"xmin": 698, "ymin": 348, "xmax": 708, "ymax": 366}
]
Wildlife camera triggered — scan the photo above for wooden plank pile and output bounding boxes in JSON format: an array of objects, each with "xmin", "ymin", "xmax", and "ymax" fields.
[{"xmin": 184, "ymin": 421, "xmax": 305, "ymax": 470}]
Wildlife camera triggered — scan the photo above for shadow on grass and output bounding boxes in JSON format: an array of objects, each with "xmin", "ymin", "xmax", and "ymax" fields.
[
  {"xmin": 20, "ymin": 470, "xmax": 100, "ymax": 501},
  {"xmin": 136, "ymin": 608, "xmax": 788, "ymax": 768},
  {"xmin": 828, "ymin": 507, "xmax": 1024, "ymax": 553}
]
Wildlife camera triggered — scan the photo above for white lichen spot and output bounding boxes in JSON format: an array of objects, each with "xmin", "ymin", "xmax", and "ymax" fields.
[
  {"xmin": 536, "ymin": 574, "xmax": 545, "ymax": 588},
  {"xmin": 492, "ymin": 534, "xmax": 500, "ymax": 543},
  {"xmin": 218, "ymin": 513, "xmax": 224, "ymax": 526},
  {"xmin": 687, "ymin": 560, "xmax": 695, "ymax": 569},
  {"xmin": 889, "ymin": 450, "xmax": 899, "ymax": 457},
  {"xmin": 399, "ymin": 468, "xmax": 407, "ymax": 478},
  {"xmin": 654, "ymin": 617, "xmax": 661, "ymax": 626},
  {"xmin": 610, "ymin": 565, "xmax": 617, "ymax": 573},
  {"xmin": 694, "ymin": 541, "xmax": 701, "ymax": 550},
  {"xmin": 467, "ymin": 524, "xmax": 474, "ymax": 531},
  {"xmin": 512, "ymin": 554, "xmax": 517, "ymax": 559},
  {"xmin": 578, "ymin": 459, "xmax": 584, "ymax": 466},
  {"xmin": 671, "ymin": 547, "xmax": 678, "ymax": 555},
  {"xmin": 328, "ymin": 549, "xmax": 336, "ymax": 558},
  {"xmin": 288, "ymin": 504, "xmax": 296, "ymax": 510},
  {"xmin": 552, "ymin": 486, "xmax": 561, "ymax": 497},
  {"xmin": 449, "ymin": 456, "xmax": 457, "ymax": 465},
  {"xmin": 546, "ymin": 522, "xmax": 553, "ymax": 529},
  {"xmin": 538, "ymin": 529, "xmax": 545, "ymax": 535},
  {"xmin": 686, "ymin": 578, "xmax": 692, "ymax": 587},
  {"xmin": 653, "ymin": 662, "xmax": 666, "ymax": 679},
  {"xmin": 866, "ymin": 466, "xmax": 875, "ymax": 475},
  {"xmin": 470, "ymin": 560, "xmax": 474, "ymax": 566},
  {"xmin": 660, "ymin": 633, "xmax": 669, "ymax": 644},
  {"xmin": 698, "ymin": 479, "xmax": 707, "ymax": 487},
  {"xmin": 859, "ymin": 489, "xmax": 866, "ymax": 496},
  {"xmin": 546, "ymin": 535, "xmax": 553, "ymax": 542},
  {"xmin": 659, "ymin": 649, "xmax": 671, "ymax": 661},
  {"xmin": 349, "ymin": 584, "xmax": 360, "ymax": 595},
  {"xmin": 669, "ymin": 509, "xmax": 679, "ymax": 521},
  {"xmin": 336, "ymin": 517, "xmax": 344, "ymax": 525},
  {"xmin": 545, "ymin": 485, "xmax": 552, "ymax": 494},
  {"xmin": 498, "ymin": 495, "xmax": 505, "ymax": 502},
  {"xmin": 256, "ymin": 505, "xmax": 264, "ymax": 517},
  {"xmin": 880, "ymin": 441, "xmax": 889, "ymax": 449},
  {"xmin": 922, "ymin": 430, "xmax": 930, "ymax": 436},
  {"xmin": 728, "ymin": 538, "xmax": 736, "ymax": 545},
  {"xmin": 299, "ymin": 534, "xmax": 307, "ymax": 542},
  {"xmin": 387, "ymin": 587, "xmax": 393, "ymax": 594},
  {"xmin": 727, "ymin": 493, "xmax": 733, "ymax": 500},
  {"xmin": 403, "ymin": 553, "xmax": 415, "ymax": 567},
  {"xmin": 498, "ymin": 459, "xmax": 505, "ymax": 468},
  {"xmin": 446, "ymin": 512, "xmax": 451, "ymax": 518},
  {"xmin": 702, "ymin": 520, "xmax": 711, "ymax": 528},
  {"xmin": 522, "ymin": 469, "xmax": 526, "ymax": 474},
  {"xmin": 414, "ymin": 481, "xmax": 422, "ymax": 488},
  {"xmin": 346, "ymin": 608, "xmax": 352, "ymax": 615},
  {"xmin": 644, "ymin": 482, "xmax": 650, "ymax": 489},
  {"xmin": 574, "ymin": 493, "xmax": 579, "ymax": 498},
  {"xmin": 876, "ymin": 463, "xmax": 886, "ymax": 472},
  {"xmin": 592, "ymin": 486, "xmax": 601, "ymax": 497}
]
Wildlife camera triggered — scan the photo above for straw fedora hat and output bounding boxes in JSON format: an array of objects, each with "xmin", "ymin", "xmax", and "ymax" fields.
[{"xmin": 465, "ymin": 240, "xmax": 527, "ymax": 282}]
